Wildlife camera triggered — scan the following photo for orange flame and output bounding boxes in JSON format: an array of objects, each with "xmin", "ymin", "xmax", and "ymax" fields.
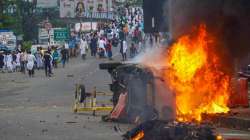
[
  {"xmin": 165, "ymin": 24, "xmax": 230, "ymax": 122},
  {"xmin": 142, "ymin": 24, "xmax": 231, "ymax": 122},
  {"xmin": 132, "ymin": 131, "xmax": 144, "ymax": 140}
]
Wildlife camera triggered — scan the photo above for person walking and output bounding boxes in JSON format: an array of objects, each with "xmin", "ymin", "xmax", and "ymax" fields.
[
  {"xmin": 52, "ymin": 49, "xmax": 59, "ymax": 68},
  {"xmin": 120, "ymin": 40, "xmax": 128, "ymax": 61},
  {"xmin": 60, "ymin": 46, "xmax": 68, "ymax": 68},
  {"xmin": 0, "ymin": 51, "xmax": 4, "ymax": 72},
  {"xmin": 90, "ymin": 34, "xmax": 98, "ymax": 57},
  {"xmin": 43, "ymin": 51, "xmax": 52, "ymax": 77},
  {"xmin": 98, "ymin": 37, "xmax": 106, "ymax": 58},
  {"xmin": 20, "ymin": 50, "xmax": 27, "ymax": 74},
  {"xmin": 79, "ymin": 38, "xmax": 88, "ymax": 60},
  {"xmin": 12, "ymin": 51, "xmax": 17, "ymax": 72},
  {"xmin": 16, "ymin": 51, "xmax": 21, "ymax": 71},
  {"xmin": 35, "ymin": 48, "xmax": 43, "ymax": 70},
  {"xmin": 130, "ymin": 43, "xmax": 137, "ymax": 58},
  {"xmin": 26, "ymin": 51, "xmax": 36, "ymax": 77},
  {"xmin": 64, "ymin": 41, "xmax": 70, "ymax": 62},
  {"xmin": 106, "ymin": 40, "xmax": 113, "ymax": 60},
  {"xmin": 6, "ymin": 51, "xmax": 13, "ymax": 72}
]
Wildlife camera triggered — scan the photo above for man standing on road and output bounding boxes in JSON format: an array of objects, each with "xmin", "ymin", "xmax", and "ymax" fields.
[
  {"xmin": 80, "ymin": 38, "xmax": 88, "ymax": 60},
  {"xmin": 120, "ymin": 40, "xmax": 128, "ymax": 61},
  {"xmin": 35, "ymin": 48, "xmax": 43, "ymax": 70},
  {"xmin": 106, "ymin": 40, "xmax": 113, "ymax": 60},
  {"xmin": 20, "ymin": 50, "xmax": 27, "ymax": 74},
  {"xmin": 43, "ymin": 51, "xmax": 52, "ymax": 77},
  {"xmin": 98, "ymin": 37, "xmax": 106, "ymax": 58},
  {"xmin": 90, "ymin": 34, "xmax": 98, "ymax": 57},
  {"xmin": 26, "ymin": 51, "xmax": 36, "ymax": 77},
  {"xmin": 6, "ymin": 51, "xmax": 13, "ymax": 72},
  {"xmin": 0, "ymin": 51, "xmax": 4, "ymax": 72},
  {"xmin": 52, "ymin": 49, "xmax": 59, "ymax": 68},
  {"xmin": 64, "ymin": 41, "xmax": 70, "ymax": 62},
  {"xmin": 61, "ymin": 46, "xmax": 68, "ymax": 68}
]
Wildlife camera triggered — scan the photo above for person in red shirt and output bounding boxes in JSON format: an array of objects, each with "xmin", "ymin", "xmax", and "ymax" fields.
[{"xmin": 106, "ymin": 40, "xmax": 113, "ymax": 60}]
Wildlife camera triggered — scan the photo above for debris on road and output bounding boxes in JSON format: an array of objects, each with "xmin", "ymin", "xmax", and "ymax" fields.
[
  {"xmin": 42, "ymin": 129, "xmax": 48, "ymax": 133},
  {"xmin": 123, "ymin": 120, "xmax": 216, "ymax": 140},
  {"xmin": 40, "ymin": 120, "xmax": 46, "ymax": 123},
  {"xmin": 65, "ymin": 121, "xmax": 78, "ymax": 124},
  {"xmin": 67, "ymin": 74, "xmax": 74, "ymax": 78}
]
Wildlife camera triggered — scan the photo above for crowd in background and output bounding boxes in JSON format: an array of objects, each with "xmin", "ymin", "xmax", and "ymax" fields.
[
  {"xmin": 0, "ymin": 46, "xmax": 69, "ymax": 77},
  {"xmin": 0, "ymin": 5, "xmax": 166, "ymax": 77},
  {"xmin": 0, "ymin": 21, "xmax": 118, "ymax": 77}
]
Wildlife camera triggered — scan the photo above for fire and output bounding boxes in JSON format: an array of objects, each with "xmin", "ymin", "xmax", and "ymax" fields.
[
  {"xmin": 132, "ymin": 131, "xmax": 144, "ymax": 140},
  {"xmin": 165, "ymin": 24, "xmax": 231, "ymax": 122}
]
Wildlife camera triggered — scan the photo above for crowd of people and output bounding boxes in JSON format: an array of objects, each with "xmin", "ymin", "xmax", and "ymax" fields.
[
  {"xmin": 0, "ymin": 46, "xmax": 69, "ymax": 77},
  {"xmin": 0, "ymin": 5, "xmax": 165, "ymax": 78},
  {"xmin": 120, "ymin": 6, "xmax": 145, "ymax": 59},
  {"xmin": 0, "ymin": 25, "xmax": 117, "ymax": 77}
]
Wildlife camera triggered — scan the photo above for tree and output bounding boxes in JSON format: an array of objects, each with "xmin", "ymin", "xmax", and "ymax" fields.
[
  {"xmin": 0, "ymin": 0, "xmax": 23, "ymax": 35},
  {"xmin": 0, "ymin": 0, "xmax": 38, "ymax": 41},
  {"xmin": 22, "ymin": 41, "xmax": 32, "ymax": 51}
]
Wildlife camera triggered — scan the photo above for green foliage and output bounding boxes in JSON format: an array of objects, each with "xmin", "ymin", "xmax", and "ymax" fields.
[
  {"xmin": 1, "ymin": 15, "xmax": 23, "ymax": 35},
  {"xmin": 22, "ymin": 41, "xmax": 32, "ymax": 51},
  {"xmin": 0, "ymin": 0, "xmax": 23, "ymax": 35}
]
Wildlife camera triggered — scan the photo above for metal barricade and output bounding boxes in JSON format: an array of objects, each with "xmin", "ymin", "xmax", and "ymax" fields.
[{"xmin": 73, "ymin": 84, "xmax": 113, "ymax": 116}]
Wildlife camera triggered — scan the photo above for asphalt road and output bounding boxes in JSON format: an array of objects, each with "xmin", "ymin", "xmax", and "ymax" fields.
[{"xmin": 0, "ymin": 47, "xmax": 132, "ymax": 140}]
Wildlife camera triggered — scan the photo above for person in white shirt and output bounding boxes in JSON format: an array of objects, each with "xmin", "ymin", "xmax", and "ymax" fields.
[
  {"xmin": 99, "ymin": 38, "xmax": 106, "ymax": 49},
  {"xmin": 79, "ymin": 38, "xmax": 88, "ymax": 60},
  {"xmin": 120, "ymin": 40, "xmax": 128, "ymax": 61},
  {"xmin": 26, "ymin": 51, "xmax": 36, "ymax": 77},
  {"xmin": 16, "ymin": 51, "xmax": 21, "ymax": 71},
  {"xmin": 64, "ymin": 41, "xmax": 69, "ymax": 62},
  {"xmin": 98, "ymin": 37, "xmax": 106, "ymax": 58},
  {"xmin": 20, "ymin": 51, "xmax": 27, "ymax": 74},
  {"xmin": 6, "ymin": 52, "xmax": 13, "ymax": 72}
]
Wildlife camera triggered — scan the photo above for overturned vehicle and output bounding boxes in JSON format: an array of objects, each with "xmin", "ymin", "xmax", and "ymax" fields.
[{"xmin": 99, "ymin": 62, "xmax": 176, "ymax": 123}]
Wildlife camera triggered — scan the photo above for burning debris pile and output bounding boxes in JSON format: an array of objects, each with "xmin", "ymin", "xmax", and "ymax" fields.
[{"xmin": 123, "ymin": 120, "xmax": 216, "ymax": 140}]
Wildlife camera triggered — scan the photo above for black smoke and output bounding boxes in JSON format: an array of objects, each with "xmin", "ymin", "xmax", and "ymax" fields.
[{"xmin": 168, "ymin": 0, "xmax": 250, "ymax": 70}]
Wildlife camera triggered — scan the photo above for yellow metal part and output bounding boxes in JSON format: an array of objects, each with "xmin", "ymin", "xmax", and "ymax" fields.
[
  {"xmin": 73, "ymin": 85, "xmax": 113, "ymax": 115},
  {"xmin": 75, "ymin": 106, "xmax": 113, "ymax": 112}
]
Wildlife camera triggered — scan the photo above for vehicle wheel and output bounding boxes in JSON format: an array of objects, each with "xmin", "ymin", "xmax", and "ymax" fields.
[{"xmin": 77, "ymin": 84, "xmax": 85, "ymax": 103}]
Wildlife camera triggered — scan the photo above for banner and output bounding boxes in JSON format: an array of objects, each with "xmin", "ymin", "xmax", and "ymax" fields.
[
  {"xmin": 60, "ymin": 0, "xmax": 75, "ymax": 18},
  {"xmin": 37, "ymin": 0, "xmax": 58, "ymax": 8},
  {"xmin": 60, "ymin": 0, "xmax": 113, "ymax": 18},
  {"xmin": 75, "ymin": 22, "xmax": 98, "ymax": 32}
]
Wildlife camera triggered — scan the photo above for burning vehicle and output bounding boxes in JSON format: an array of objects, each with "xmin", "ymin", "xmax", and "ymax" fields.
[
  {"xmin": 99, "ymin": 25, "xmax": 241, "ymax": 140},
  {"xmin": 101, "ymin": 25, "xmax": 231, "ymax": 123}
]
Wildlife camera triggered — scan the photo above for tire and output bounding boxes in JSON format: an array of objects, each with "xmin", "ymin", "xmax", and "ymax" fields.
[{"xmin": 76, "ymin": 84, "xmax": 85, "ymax": 103}]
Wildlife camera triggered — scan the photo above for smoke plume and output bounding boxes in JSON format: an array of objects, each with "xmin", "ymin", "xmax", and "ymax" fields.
[{"xmin": 168, "ymin": 0, "xmax": 250, "ymax": 70}]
